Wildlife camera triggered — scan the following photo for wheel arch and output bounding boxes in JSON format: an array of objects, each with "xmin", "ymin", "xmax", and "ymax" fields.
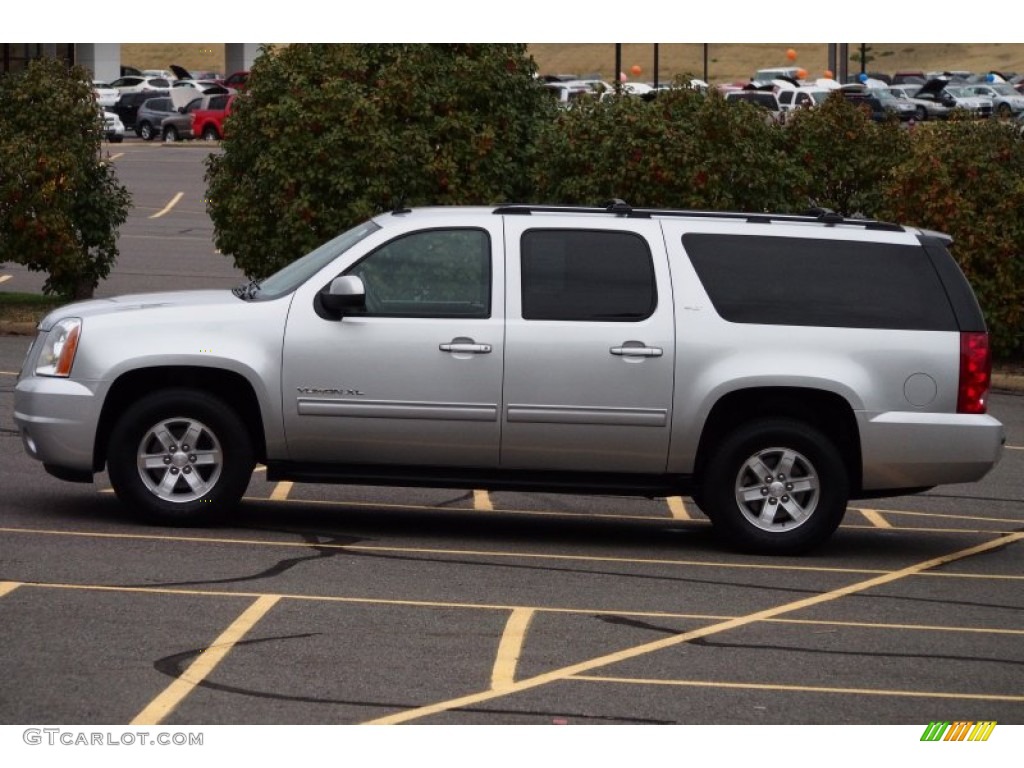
[
  {"xmin": 693, "ymin": 387, "xmax": 862, "ymax": 496},
  {"xmin": 94, "ymin": 366, "xmax": 267, "ymax": 472}
]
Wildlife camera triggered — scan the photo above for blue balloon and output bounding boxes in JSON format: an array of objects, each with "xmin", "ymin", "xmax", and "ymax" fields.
[
  {"xmin": 858, "ymin": 73, "xmax": 868, "ymax": 83},
  {"xmin": 986, "ymin": 72, "xmax": 996, "ymax": 82}
]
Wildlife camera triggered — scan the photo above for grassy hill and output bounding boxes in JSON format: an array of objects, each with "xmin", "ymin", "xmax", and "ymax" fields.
[{"xmin": 121, "ymin": 43, "xmax": 1024, "ymax": 86}]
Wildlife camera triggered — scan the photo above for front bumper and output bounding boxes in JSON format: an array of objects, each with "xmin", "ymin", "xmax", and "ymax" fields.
[{"xmin": 14, "ymin": 375, "xmax": 103, "ymax": 477}]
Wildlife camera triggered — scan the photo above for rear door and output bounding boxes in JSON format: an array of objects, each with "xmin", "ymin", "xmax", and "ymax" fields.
[{"xmin": 501, "ymin": 216, "xmax": 675, "ymax": 473}]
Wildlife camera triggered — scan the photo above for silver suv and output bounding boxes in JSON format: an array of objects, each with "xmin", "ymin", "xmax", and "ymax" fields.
[{"xmin": 14, "ymin": 203, "xmax": 1006, "ymax": 554}]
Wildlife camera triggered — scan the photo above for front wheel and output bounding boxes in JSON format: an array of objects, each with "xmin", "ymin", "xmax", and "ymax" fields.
[
  {"xmin": 701, "ymin": 419, "xmax": 848, "ymax": 555},
  {"xmin": 107, "ymin": 389, "xmax": 255, "ymax": 525},
  {"xmin": 201, "ymin": 126, "xmax": 220, "ymax": 141},
  {"xmin": 915, "ymin": 106, "xmax": 928, "ymax": 121},
  {"xmin": 139, "ymin": 121, "xmax": 154, "ymax": 140},
  {"xmin": 163, "ymin": 125, "xmax": 179, "ymax": 142}
]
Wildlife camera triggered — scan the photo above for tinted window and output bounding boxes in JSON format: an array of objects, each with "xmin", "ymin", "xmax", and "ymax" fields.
[
  {"xmin": 208, "ymin": 95, "xmax": 229, "ymax": 110},
  {"xmin": 521, "ymin": 229, "xmax": 656, "ymax": 321},
  {"xmin": 683, "ymin": 233, "xmax": 957, "ymax": 331},
  {"xmin": 346, "ymin": 228, "xmax": 491, "ymax": 318}
]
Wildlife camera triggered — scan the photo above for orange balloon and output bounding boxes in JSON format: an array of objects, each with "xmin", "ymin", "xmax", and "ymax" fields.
[
  {"xmin": 630, "ymin": 64, "xmax": 643, "ymax": 76},
  {"xmin": 797, "ymin": 68, "xmax": 808, "ymax": 79},
  {"xmin": 824, "ymin": 69, "xmax": 834, "ymax": 78},
  {"xmin": 786, "ymin": 48, "xmax": 797, "ymax": 61}
]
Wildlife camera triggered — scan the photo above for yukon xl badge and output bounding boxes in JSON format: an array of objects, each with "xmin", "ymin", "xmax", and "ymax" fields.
[{"xmin": 297, "ymin": 387, "xmax": 365, "ymax": 396}]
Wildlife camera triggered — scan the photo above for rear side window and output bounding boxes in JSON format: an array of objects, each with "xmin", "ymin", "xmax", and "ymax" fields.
[
  {"xmin": 683, "ymin": 233, "xmax": 958, "ymax": 331},
  {"xmin": 521, "ymin": 229, "xmax": 656, "ymax": 321}
]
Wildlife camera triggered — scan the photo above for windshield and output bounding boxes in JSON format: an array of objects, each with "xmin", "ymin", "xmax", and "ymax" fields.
[{"xmin": 237, "ymin": 220, "xmax": 381, "ymax": 301}]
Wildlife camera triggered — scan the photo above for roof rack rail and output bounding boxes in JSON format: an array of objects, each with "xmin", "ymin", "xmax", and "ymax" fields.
[{"xmin": 492, "ymin": 202, "xmax": 904, "ymax": 232}]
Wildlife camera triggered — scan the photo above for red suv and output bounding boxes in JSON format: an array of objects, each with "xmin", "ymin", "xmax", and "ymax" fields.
[{"xmin": 192, "ymin": 94, "xmax": 236, "ymax": 141}]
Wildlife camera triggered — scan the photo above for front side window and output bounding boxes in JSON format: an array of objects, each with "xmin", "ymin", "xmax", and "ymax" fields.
[
  {"xmin": 346, "ymin": 228, "xmax": 491, "ymax": 318},
  {"xmin": 521, "ymin": 229, "xmax": 656, "ymax": 321}
]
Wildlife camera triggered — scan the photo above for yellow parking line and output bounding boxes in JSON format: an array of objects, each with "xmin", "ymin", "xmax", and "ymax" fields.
[
  {"xmin": 474, "ymin": 490, "xmax": 494, "ymax": 511},
  {"xmin": 491, "ymin": 608, "xmax": 534, "ymax": 690},
  {"xmin": 0, "ymin": 274, "xmax": 11, "ymax": 284},
  {"xmin": 0, "ymin": 582, "xmax": 22, "ymax": 598},
  {"xmin": 0, "ymin": 371, "xmax": 20, "ymax": 376},
  {"xmin": 570, "ymin": 674, "xmax": 1024, "ymax": 703},
  {"xmin": 269, "ymin": 481, "xmax": 293, "ymax": 501},
  {"xmin": 363, "ymin": 532, "xmax": 1024, "ymax": 724},
  {"xmin": 106, "ymin": 152, "xmax": 125, "ymax": 161},
  {"xmin": 666, "ymin": 496, "xmax": 691, "ymax": 520},
  {"xmin": 149, "ymin": 191, "xmax": 184, "ymax": 219},
  {"xmin": 859, "ymin": 508, "xmax": 892, "ymax": 529},
  {"xmin": 131, "ymin": 594, "xmax": 279, "ymax": 725}
]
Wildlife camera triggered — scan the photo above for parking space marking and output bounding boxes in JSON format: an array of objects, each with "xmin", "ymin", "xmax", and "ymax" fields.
[
  {"xmin": 268, "ymin": 481, "xmax": 293, "ymax": 501},
  {"xmin": 491, "ymin": 608, "xmax": 535, "ymax": 690},
  {"xmin": 0, "ymin": 581, "xmax": 22, "ymax": 598},
  {"xmin": 131, "ymin": 594, "xmax": 280, "ymax": 726},
  {"xmin": 148, "ymin": 192, "xmax": 184, "ymax": 219},
  {"xmin": 474, "ymin": 490, "xmax": 494, "ymax": 511},
  {"xmin": 1, "ymin": 371, "xmax": 19, "ymax": 376},
  {"xmin": 858, "ymin": 508, "xmax": 892, "ymax": 528},
  {"xmin": 15, "ymin": 579, "xmax": 1024, "ymax": 636},
  {"xmin": 363, "ymin": 532, "xmax": 1024, "ymax": 724},
  {"xmin": 5, "ymin": 525, "xmax": 1024, "ymax": 580},
  {"xmin": 0, "ymin": 274, "xmax": 11, "ymax": 284},
  {"xmin": 666, "ymin": 496, "xmax": 691, "ymax": 520},
  {"xmin": 569, "ymin": 675, "xmax": 1024, "ymax": 703},
  {"xmin": 106, "ymin": 152, "xmax": 125, "ymax": 161}
]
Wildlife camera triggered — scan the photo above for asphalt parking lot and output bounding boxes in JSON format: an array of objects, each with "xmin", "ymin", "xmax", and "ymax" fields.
[{"xmin": 1, "ymin": 139, "xmax": 1022, "ymax": 730}]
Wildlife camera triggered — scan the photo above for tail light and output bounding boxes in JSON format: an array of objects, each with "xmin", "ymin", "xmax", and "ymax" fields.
[{"xmin": 957, "ymin": 332, "xmax": 991, "ymax": 414}]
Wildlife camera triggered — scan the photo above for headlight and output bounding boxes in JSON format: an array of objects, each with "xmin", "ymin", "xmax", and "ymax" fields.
[{"xmin": 35, "ymin": 318, "xmax": 82, "ymax": 377}]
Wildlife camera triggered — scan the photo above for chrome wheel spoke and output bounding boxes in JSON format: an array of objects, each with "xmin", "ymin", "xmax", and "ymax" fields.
[{"xmin": 136, "ymin": 416, "xmax": 222, "ymax": 504}]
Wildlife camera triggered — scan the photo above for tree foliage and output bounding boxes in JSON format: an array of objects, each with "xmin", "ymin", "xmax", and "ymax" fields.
[
  {"xmin": 0, "ymin": 57, "xmax": 131, "ymax": 299},
  {"xmin": 206, "ymin": 44, "xmax": 550, "ymax": 279},
  {"xmin": 206, "ymin": 48, "xmax": 1024, "ymax": 357}
]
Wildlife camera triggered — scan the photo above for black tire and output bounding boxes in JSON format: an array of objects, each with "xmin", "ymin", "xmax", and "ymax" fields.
[
  {"xmin": 107, "ymin": 389, "xmax": 255, "ymax": 525},
  {"xmin": 998, "ymin": 103, "xmax": 1012, "ymax": 119},
  {"xmin": 700, "ymin": 419, "xmax": 848, "ymax": 555},
  {"xmin": 915, "ymin": 106, "xmax": 928, "ymax": 122},
  {"xmin": 139, "ymin": 121, "xmax": 154, "ymax": 140},
  {"xmin": 201, "ymin": 126, "xmax": 220, "ymax": 141},
  {"xmin": 163, "ymin": 125, "xmax": 179, "ymax": 142}
]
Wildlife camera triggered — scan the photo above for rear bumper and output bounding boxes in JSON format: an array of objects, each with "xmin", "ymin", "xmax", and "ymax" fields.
[{"xmin": 858, "ymin": 410, "xmax": 1005, "ymax": 490}]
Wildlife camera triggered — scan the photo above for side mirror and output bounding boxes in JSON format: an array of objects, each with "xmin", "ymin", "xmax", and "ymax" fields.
[{"xmin": 319, "ymin": 275, "xmax": 366, "ymax": 318}]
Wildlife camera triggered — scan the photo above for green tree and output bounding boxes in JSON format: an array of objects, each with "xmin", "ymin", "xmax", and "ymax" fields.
[
  {"xmin": 531, "ymin": 83, "xmax": 800, "ymax": 212},
  {"xmin": 783, "ymin": 91, "xmax": 909, "ymax": 217},
  {"xmin": 206, "ymin": 44, "xmax": 551, "ymax": 279},
  {"xmin": 0, "ymin": 57, "xmax": 131, "ymax": 299},
  {"xmin": 880, "ymin": 120, "xmax": 1024, "ymax": 357}
]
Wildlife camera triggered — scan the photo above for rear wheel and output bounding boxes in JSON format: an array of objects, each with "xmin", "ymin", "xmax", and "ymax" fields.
[
  {"xmin": 701, "ymin": 419, "xmax": 848, "ymax": 555},
  {"xmin": 139, "ymin": 121, "xmax": 154, "ymax": 140},
  {"xmin": 201, "ymin": 125, "xmax": 220, "ymax": 141},
  {"xmin": 163, "ymin": 125, "xmax": 179, "ymax": 142},
  {"xmin": 915, "ymin": 105, "xmax": 928, "ymax": 121},
  {"xmin": 107, "ymin": 389, "xmax": 255, "ymax": 525}
]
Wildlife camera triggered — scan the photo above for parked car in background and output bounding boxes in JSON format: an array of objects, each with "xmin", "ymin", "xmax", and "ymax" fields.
[
  {"xmin": 889, "ymin": 80, "xmax": 955, "ymax": 121},
  {"xmin": 942, "ymin": 85, "xmax": 993, "ymax": 118},
  {"xmin": 108, "ymin": 75, "xmax": 172, "ymax": 93},
  {"xmin": 173, "ymin": 80, "xmax": 231, "ymax": 95},
  {"xmin": 101, "ymin": 110, "xmax": 124, "ymax": 143},
  {"xmin": 134, "ymin": 96, "xmax": 178, "ymax": 141},
  {"xmin": 192, "ymin": 94, "xmax": 236, "ymax": 140},
  {"xmin": 92, "ymin": 81, "xmax": 118, "ymax": 108},
  {"xmin": 109, "ymin": 89, "xmax": 171, "ymax": 130},
  {"xmin": 775, "ymin": 82, "xmax": 830, "ymax": 117},
  {"xmin": 961, "ymin": 81, "xmax": 1024, "ymax": 117},
  {"xmin": 725, "ymin": 86, "xmax": 783, "ymax": 122},
  {"xmin": 222, "ymin": 71, "xmax": 249, "ymax": 91},
  {"xmin": 840, "ymin": 86, "xmax": 915, "ymax": 121}
]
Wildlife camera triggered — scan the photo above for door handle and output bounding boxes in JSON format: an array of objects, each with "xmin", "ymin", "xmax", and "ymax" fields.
[
  {"xmin": 440, "ymin": 337, "xmax": 492, "ymax": 354},
  {"xmin": 610, "ymin": 341, "xmax": 663, "ymax": 358}
]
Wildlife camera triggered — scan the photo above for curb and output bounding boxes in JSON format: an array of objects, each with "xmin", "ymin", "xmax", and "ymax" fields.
[{"xmin": 3, "ymin": 319, "xmax": 1023, "ymax": 393}]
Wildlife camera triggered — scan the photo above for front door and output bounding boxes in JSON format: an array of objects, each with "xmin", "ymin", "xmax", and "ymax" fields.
[{"xmin": 281, "ymin": 224, "xmax": 504, "ymax": 468}]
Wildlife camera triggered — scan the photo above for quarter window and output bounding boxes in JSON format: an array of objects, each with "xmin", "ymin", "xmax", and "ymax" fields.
[{"xmin": 520, "ymin": 229, "xmax": 656, "ymax": 321}]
